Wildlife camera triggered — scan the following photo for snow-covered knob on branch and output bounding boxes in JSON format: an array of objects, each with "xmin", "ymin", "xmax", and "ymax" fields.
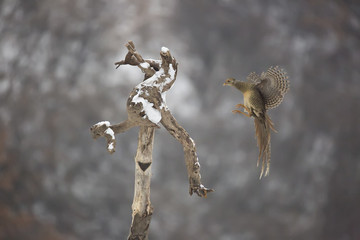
[
  {"xmin": 90, "ymin": 121, "xmax": 116, "ymax": 154},
  {"xmin": 91, "ymin": 40, "xmax": 213, "ymax": 240}
]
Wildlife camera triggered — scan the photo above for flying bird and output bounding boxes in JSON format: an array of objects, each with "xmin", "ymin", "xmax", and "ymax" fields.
[{"xmin": 223, "ymin": 66, "xmax": 289, "ymax": 179}]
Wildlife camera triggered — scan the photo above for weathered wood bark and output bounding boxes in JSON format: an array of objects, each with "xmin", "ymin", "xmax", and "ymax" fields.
[
  {"xmin": 90, "ymin": 41, "xmax": 213, "ymax": 240},
  {"xmin": 160, "ymin": 109, "xmax": 212, "ymax": 197},
  {"xmin": 128, "ymin": 126, "xmax": 154, "ymax": 240}
]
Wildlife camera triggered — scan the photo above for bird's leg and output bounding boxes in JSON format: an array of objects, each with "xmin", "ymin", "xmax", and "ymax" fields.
[
  {"xmin": 232, "ymin": 104, "xmax": 252, "ymax": 117},
  {"xmin": 234, "ymin": 104, "xmax": 252, "ymax": 116},
  {"xmin": 235, "ymin": 103, "xmax": 247, "ymax": 109},
  {"xmin": 232, "ymin": 109, "xmax": 252, "ymax": 117},
  {"xmin": 235, "ymin": 103, "xmax": 253, "ymax": 112}
]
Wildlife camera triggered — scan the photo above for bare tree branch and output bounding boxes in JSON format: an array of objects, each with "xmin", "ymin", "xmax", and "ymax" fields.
[
  {"xmin": 160, "ymin": 109, "xmax": 214, "ymax": 197},
  {"xmin": 90, "ymin": 41, "xmax": 213, "ymax": 239}
]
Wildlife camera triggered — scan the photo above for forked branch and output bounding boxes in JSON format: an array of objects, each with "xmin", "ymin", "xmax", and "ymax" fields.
[{"xmin": 90, "ymin": 41, "xmax": 212, "ymax": 240}]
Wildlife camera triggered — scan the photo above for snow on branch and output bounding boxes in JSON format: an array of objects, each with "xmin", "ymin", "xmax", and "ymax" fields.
[
  {"xmin": 90, "ymin": 41, "xmax": 213, "ymax": 240},
  {"xmin": 90, "ymin": 121, "xmax": 116, "ymax": 154},
  {"xmin": 92, "ymin": 41, "xmax": 212, "ymax": 196}
]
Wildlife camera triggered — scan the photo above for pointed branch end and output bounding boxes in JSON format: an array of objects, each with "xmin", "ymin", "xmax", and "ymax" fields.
[
  {"xmin": 126, "ymin": 41, "xmax": 136, "ymax": 54},
  {"xmin": 114, "ymin": 61, "xmax": 122, "ymax": 69}
]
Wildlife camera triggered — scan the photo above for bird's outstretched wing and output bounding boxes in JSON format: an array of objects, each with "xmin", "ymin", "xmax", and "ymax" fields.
[
  {"xmin": 255, "ymin": 66, "xmax": 289, "ymax": 110},
  {"xmin": 246, "ymin": 72, "xmax": 261, "ymax": 84}
]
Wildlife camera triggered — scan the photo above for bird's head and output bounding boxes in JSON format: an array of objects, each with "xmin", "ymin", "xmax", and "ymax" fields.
[{"xmin": 223, "ymin": 78, "xmax": 236, "ymax": 86}]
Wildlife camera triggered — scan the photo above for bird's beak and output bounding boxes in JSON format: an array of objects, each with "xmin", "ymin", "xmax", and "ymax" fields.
[{"xmin": 223, "ymin": 83, "xmax": 228, "ymax": 86}]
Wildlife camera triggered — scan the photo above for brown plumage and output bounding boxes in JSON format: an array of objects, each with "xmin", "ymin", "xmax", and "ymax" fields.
[{"xmin": 223, "ymin": 66, "xmax": 289, "ymax": 178}]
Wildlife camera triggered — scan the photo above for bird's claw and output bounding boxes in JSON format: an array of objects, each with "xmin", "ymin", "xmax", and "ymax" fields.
[
  {"xmin": 232, "ymin": 109, "xmax": 252, "ymax": 118},
  {"xmin": 232, "ymin": 109, "xmax": 242, "ymax": 114},
  {"xmin": 235, "ymin": 103, "xmax": 246, "ymax": 109}
]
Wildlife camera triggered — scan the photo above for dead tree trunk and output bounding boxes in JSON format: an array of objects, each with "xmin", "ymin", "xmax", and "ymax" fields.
[
  {"xmin": 90, "ymin": 41, "xmax": 213, "ymax": 240},
  {"xmin": 128, "ymin": 126, "xmax": 154, "ymax": 240}
]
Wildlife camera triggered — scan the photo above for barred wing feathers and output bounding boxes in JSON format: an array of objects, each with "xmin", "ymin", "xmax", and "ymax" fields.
[{"xmin": 255, "ymin": 66, "xmax": 289, "ymax": 110}]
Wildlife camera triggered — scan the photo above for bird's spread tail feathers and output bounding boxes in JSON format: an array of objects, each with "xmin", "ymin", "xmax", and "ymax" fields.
[{"xmin": 254, "ymin": 113, "xmax": 276, "ymax": 179}]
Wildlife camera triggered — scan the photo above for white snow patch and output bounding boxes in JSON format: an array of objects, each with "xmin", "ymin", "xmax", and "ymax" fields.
[
  {"xmin": 132, "ymin": 90, "xmax": 162, "ymax": 124},
  {"xmin": 141, "ymin": 68, "xmax": 165, "ymax": 88},
  {"xmin": 194, "ymin": 162, "xmax": 200, "ymax": 167},
  {"xmin": 165, "ymin": 77, "xmax": 172, "ymax": 85},
  {"xmin": 160, "ymin": 91, "xmax": 168, "ymax": 110},
  {"xmin": 105, "ymin": 128, "xmax": 115, "ymax": 139},
  {"xmin": 140, "ymin": 62, "xmax": 150, "ymax": 68},
  {"xmin": 168, "ymin": 64, "xmax": 176, "ymax": 79},
  {"xmin": 161, "ymin": 46, "xmax": 169, "ymax": 53},
  {"xmin": 161, "ymin": 91, "xmax": 167, "ymax": 102},
  {"xmin": 138, "ymin": 68, "xmax": 172, "ymax": 92},
  {"xmin": 190, "ymin": 137, "xmax": 195, "ymax": 147},
  {"xmin": 129, "ymin": 56, "xmax": 178, "ymax": 123},
  {"xmin": 108, "ymin": 142, "xmax": 114, "ymax": 151},
  {"xmin": 94, "ymin": 121, "xmax": 110, "ymax": 127}
]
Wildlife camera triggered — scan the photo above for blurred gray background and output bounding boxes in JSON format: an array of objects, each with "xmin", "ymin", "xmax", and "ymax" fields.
[{"xmin": 1, "ymin": 0, "xmax": 360, "ymax": 239}]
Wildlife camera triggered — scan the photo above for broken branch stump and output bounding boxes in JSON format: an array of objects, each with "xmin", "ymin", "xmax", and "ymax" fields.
[{"xmin": 90, "ymin": 41, "xmax": 213, "ymax": 240}]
